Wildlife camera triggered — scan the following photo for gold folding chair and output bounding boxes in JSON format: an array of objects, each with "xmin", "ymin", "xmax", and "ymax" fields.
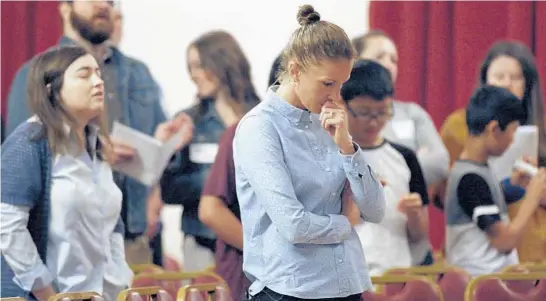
[
  {"xmin": 384, "ymin": 266, "xmax": 469, "ymax": 301},
  {"xmin": 465, "ymin": 272, "xmax": 546, "ymax": 301},
  {"xmin": 176, "ymin": 283, "xmax": 229, "ymax": 301},
  {"xmin": 203, "ymin": 265, "xmax": 216, "ymax": 272},
  {"xmin": 530, "ymin": 263, "xmax": 546, "ymax": 272},
  {"xmin": 131, "ymin": 271, "xmax": 225, "ymax": 300},
  {"xmin": 0, "ymin": 298, "xmax": 27, "ymax": 301},
  {"xmin": 130, "ymin": 264, "xmax": 164, "ymax": 274},
  {"xmin": 118, "ymin": 286, "xmax": 171, "ymax": 301},
  {"xmin": 385, "ymin": 265, "xmax": 469, "ymax": 280},
  {"xmin": 365, "ymin": 275, "xmax": 444, "ymax": 301},
  {"xmin": 48, "ymin": 292, "xmax": 102, "ymax": 301}
]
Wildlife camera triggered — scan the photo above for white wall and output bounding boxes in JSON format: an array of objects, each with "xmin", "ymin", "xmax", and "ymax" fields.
[{"xmin": 119, "ymin": 0, "xmax": 369, "ymax": 265}]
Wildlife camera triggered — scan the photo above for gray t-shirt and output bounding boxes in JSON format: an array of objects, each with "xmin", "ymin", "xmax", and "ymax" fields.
[{"xmin": 444, "ymin": 160, "xmax": 519, "ymax": 276}]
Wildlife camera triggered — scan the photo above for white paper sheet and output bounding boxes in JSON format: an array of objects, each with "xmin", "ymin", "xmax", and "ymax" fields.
[
  {"xmin": 489, "ymin": 125, "xmax": 538, "ymax": 181},
  {"xmin": 110, "ymin": 121, "xmax": 183, "ymax": 186}
]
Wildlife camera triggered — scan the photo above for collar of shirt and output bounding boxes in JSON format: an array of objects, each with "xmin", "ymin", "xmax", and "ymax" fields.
[
  {"xmin": 29, "ymin": 115, "xmax": 101, "ymax": 157},
  {"xmin": 267, "ymin": 86, "xmax": 313, "ymax": 127}
]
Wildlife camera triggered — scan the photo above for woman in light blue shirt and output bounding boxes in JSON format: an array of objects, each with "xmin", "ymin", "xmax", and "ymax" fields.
[
  {"xmin": 0, "ymin": 46, "xmax": 192, "ymax": 301},
  {"xmin": 233, "ymin": 5, "xmax": 386, "ymax": 301}
]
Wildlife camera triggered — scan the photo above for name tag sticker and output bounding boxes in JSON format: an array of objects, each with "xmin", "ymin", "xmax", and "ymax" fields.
[
  {"xmin": 391, "ymin": 120, "xmax": 416, "ymax": 140},
  {"xmin": 189, "ymin": 143, "xmax": 219, "ymax": 164}
]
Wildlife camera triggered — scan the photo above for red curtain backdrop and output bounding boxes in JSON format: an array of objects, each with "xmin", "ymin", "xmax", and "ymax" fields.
[
  {"xmin": 370, "ymin": 1, "xmax": 546, "ymax": 250},
  {"xmin": 1, "ymin": 1, "xmax": 62, "ymax": 118}
]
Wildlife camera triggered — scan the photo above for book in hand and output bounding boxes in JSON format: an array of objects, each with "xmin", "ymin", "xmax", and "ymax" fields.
[{"xmin": 111, "ymin": 121, "xmax": 183, "ymax": 186}]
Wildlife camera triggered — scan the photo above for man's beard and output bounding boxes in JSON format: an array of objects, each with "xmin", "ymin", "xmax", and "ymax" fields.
[{"xmin": 70, "ymin": 11, "xmax": 113, "ymax": 45}]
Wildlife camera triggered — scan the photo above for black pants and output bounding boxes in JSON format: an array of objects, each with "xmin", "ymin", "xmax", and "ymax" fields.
[{"xmin": 246, "ymin": 287, "xmax": 363, "ymax": 301}]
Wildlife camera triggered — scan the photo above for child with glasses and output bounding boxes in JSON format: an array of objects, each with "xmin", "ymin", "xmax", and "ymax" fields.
[{"xmin": 342, "ymin": 59, "xmax": 430, "ymax": 276}]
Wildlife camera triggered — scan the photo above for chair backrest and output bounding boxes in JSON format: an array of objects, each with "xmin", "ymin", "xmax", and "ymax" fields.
[
  {"xmin": 131, "ymin": 271, "xmax": 225, "ymax": 300},
  {"xmin": 505, "ymin": 263, "xmax": 546, "ymax": 273},
  {"xmin": 177, "ymin": 283, "xmax": 229, "ymax": 301},
  {"xmin": 385, "ymin": 265, "xmax": 470, "ymax": 301},
  {"xmin": 363, "ymin": 275, "xmax": 444, "ymax": 301},
  {"xmin": 129, "ymin": 264, "xmax": 164, "ymax": 275},
  {"xmin": 0, "ymin": 298, "xmax": 26, "ymax": 301},
  {"xmin": 117, "ymin": 286, "xmax": 170, "ymax": 301},
  {"xmin": 213, "ymin": 286, "xmax": 232, "ymax": 301},
  {"xmin": 502, "ymin": 264, "xmax": 539, "ymax": 293},
  {"xmin": 465, "ymin": 272, "xmax": 546, "ymax": 301},
  {"xmin": 184, "ymin": 289, "xmax": 205, "ymax": 301},
  {"xmin": 48, "ymin": 292, "xmax": 102, "ymax": 301}
]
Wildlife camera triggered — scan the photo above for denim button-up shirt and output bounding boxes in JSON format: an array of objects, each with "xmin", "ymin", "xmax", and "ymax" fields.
[{"xmin": 233, "ymin": 88, "xmax": 386, "ymax": 299}]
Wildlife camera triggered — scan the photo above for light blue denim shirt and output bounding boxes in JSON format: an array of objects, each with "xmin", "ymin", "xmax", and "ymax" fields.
[{"xmin": 233, "ymin": 88, "xmax": 386, "ymax": 299}]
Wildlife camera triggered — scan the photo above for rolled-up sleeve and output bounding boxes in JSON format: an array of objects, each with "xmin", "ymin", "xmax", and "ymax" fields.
[
  {"xmin": 0, "ymin": 203, "xmax": 53, "ymax": 291},
  {"xmin": 340, "ymin": 146, "xmax": 386, "ymax": 224},
  {"xmin": 234, "ymin": 116, "xmax": 352, "ymax": 245}
]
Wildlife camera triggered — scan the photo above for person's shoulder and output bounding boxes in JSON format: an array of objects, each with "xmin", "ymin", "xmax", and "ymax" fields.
[
  {"xmin": 177, "ymin": 104, "xmax": 201, "ymax": 120},
  {"xmin": 218, "ymin": 123, "xmax": 239, "ymax": 148},
  {"xmin": 236, "ymin": 103, "xmax": 277, "ymax": 138},
  {"xmin": 2, "ymin": 118, "xmax": 47, "ymax": 154},
  {"xmin": 9, "ymin": 59, "xmax": 33, "ymax": 86},
  {"xmin": 443, "ymin": 109, "xmax": 466, "ymax": 127},
  {"xmin": 395, "ymin": 100, "xmax": 434, "ymax": 119},
  {"xmin": 388, "ymin": 140, "xmax": 417, "ymax": 158}
]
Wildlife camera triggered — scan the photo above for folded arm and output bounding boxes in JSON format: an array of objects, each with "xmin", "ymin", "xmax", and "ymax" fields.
[
  {"xmin": 340, "ymin": 147, "xmax": 386, "ymax": 224},
  {"xmin": 235, "ymin": 116, "xmax": 352, "ymax": 245}
]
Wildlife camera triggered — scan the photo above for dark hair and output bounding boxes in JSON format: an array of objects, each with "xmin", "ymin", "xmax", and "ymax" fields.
[
  {"xmin": 189, "ymin": 30, "xmax": 260, "ymax": 119},
  {"xmin": 466, "ymin": 85, "xmax": 526, "ymax": 136},
  {"xmin": 27, "ymin": 45, "xmax": 109, "ymax": 155},
  {"xmin": 268, "ymin": 54, "xmax": 282, "ymax": 87},
  {"xmin": 277, "ymin": 4, "xmax": 355, "ymax": 83},
  {"xmin": 351, "ymin": 29, "xmax": 392, "ymax": 56},
  {"xmin": 341, "ymin": 59, "xmax": 394, "ymax": 103},
  {"xmin": 478, "ymin": 40, "xmax": 546, "ymax": 162}
]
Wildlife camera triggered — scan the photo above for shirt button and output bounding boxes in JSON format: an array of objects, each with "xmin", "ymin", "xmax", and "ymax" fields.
[
  {"xmin": 354, "ymin": 163, "xmax": 359, "ymax": 167},
  {"xmin": 326, "ymin": 167, "xmax": 331, "ymax": 172},
  {"xmin": 108, "ymin": 93, "xmax": 115, "ymax": 99},
  {"xmin": 338, "ymin": 259, "xmax": 343, "ymax": 263},
  {"xmin": 305, "ymin": 125, "xmax": 309, "ymax": 129},
  {"xmin": 331, "ymin": 192, "xmax": 336, "ymax": 196}
]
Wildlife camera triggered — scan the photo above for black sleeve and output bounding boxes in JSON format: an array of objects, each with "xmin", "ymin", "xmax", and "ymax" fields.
[
  {"xmin": 390, "ymin": 142, "xmax": 430, "ymax": 206},
  {"xmin": 457, "ymin": 173, "xmax": 502, "ymax": 232}
]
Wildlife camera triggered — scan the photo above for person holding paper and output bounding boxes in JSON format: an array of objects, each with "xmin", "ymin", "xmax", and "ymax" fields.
[
  {"xmin": 1, "ymin": 46, "xmax": 132, "ymax": 301},
  {"xmin": 441, "ymin": 40, "xmax": 546, "ymax": 262},
  {"xmin": 160, "ymin": 30, "xmax": 261, "ymax": 272},
  {"xmin": 234, "ymin": 5, "xmax": 385, "ymax": 300},
  {"xmin": 4, "ymin": 0, "xmax": 185, "ymax": 267},
  {"xmin": 444, "ymin": 85, "xmax": 546, "ymax": 276}
]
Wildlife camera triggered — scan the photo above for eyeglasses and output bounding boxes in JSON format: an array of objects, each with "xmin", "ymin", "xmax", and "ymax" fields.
[{"xmin": 347, "ymin": 104, "xmax": 394, "ymax": 122}]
